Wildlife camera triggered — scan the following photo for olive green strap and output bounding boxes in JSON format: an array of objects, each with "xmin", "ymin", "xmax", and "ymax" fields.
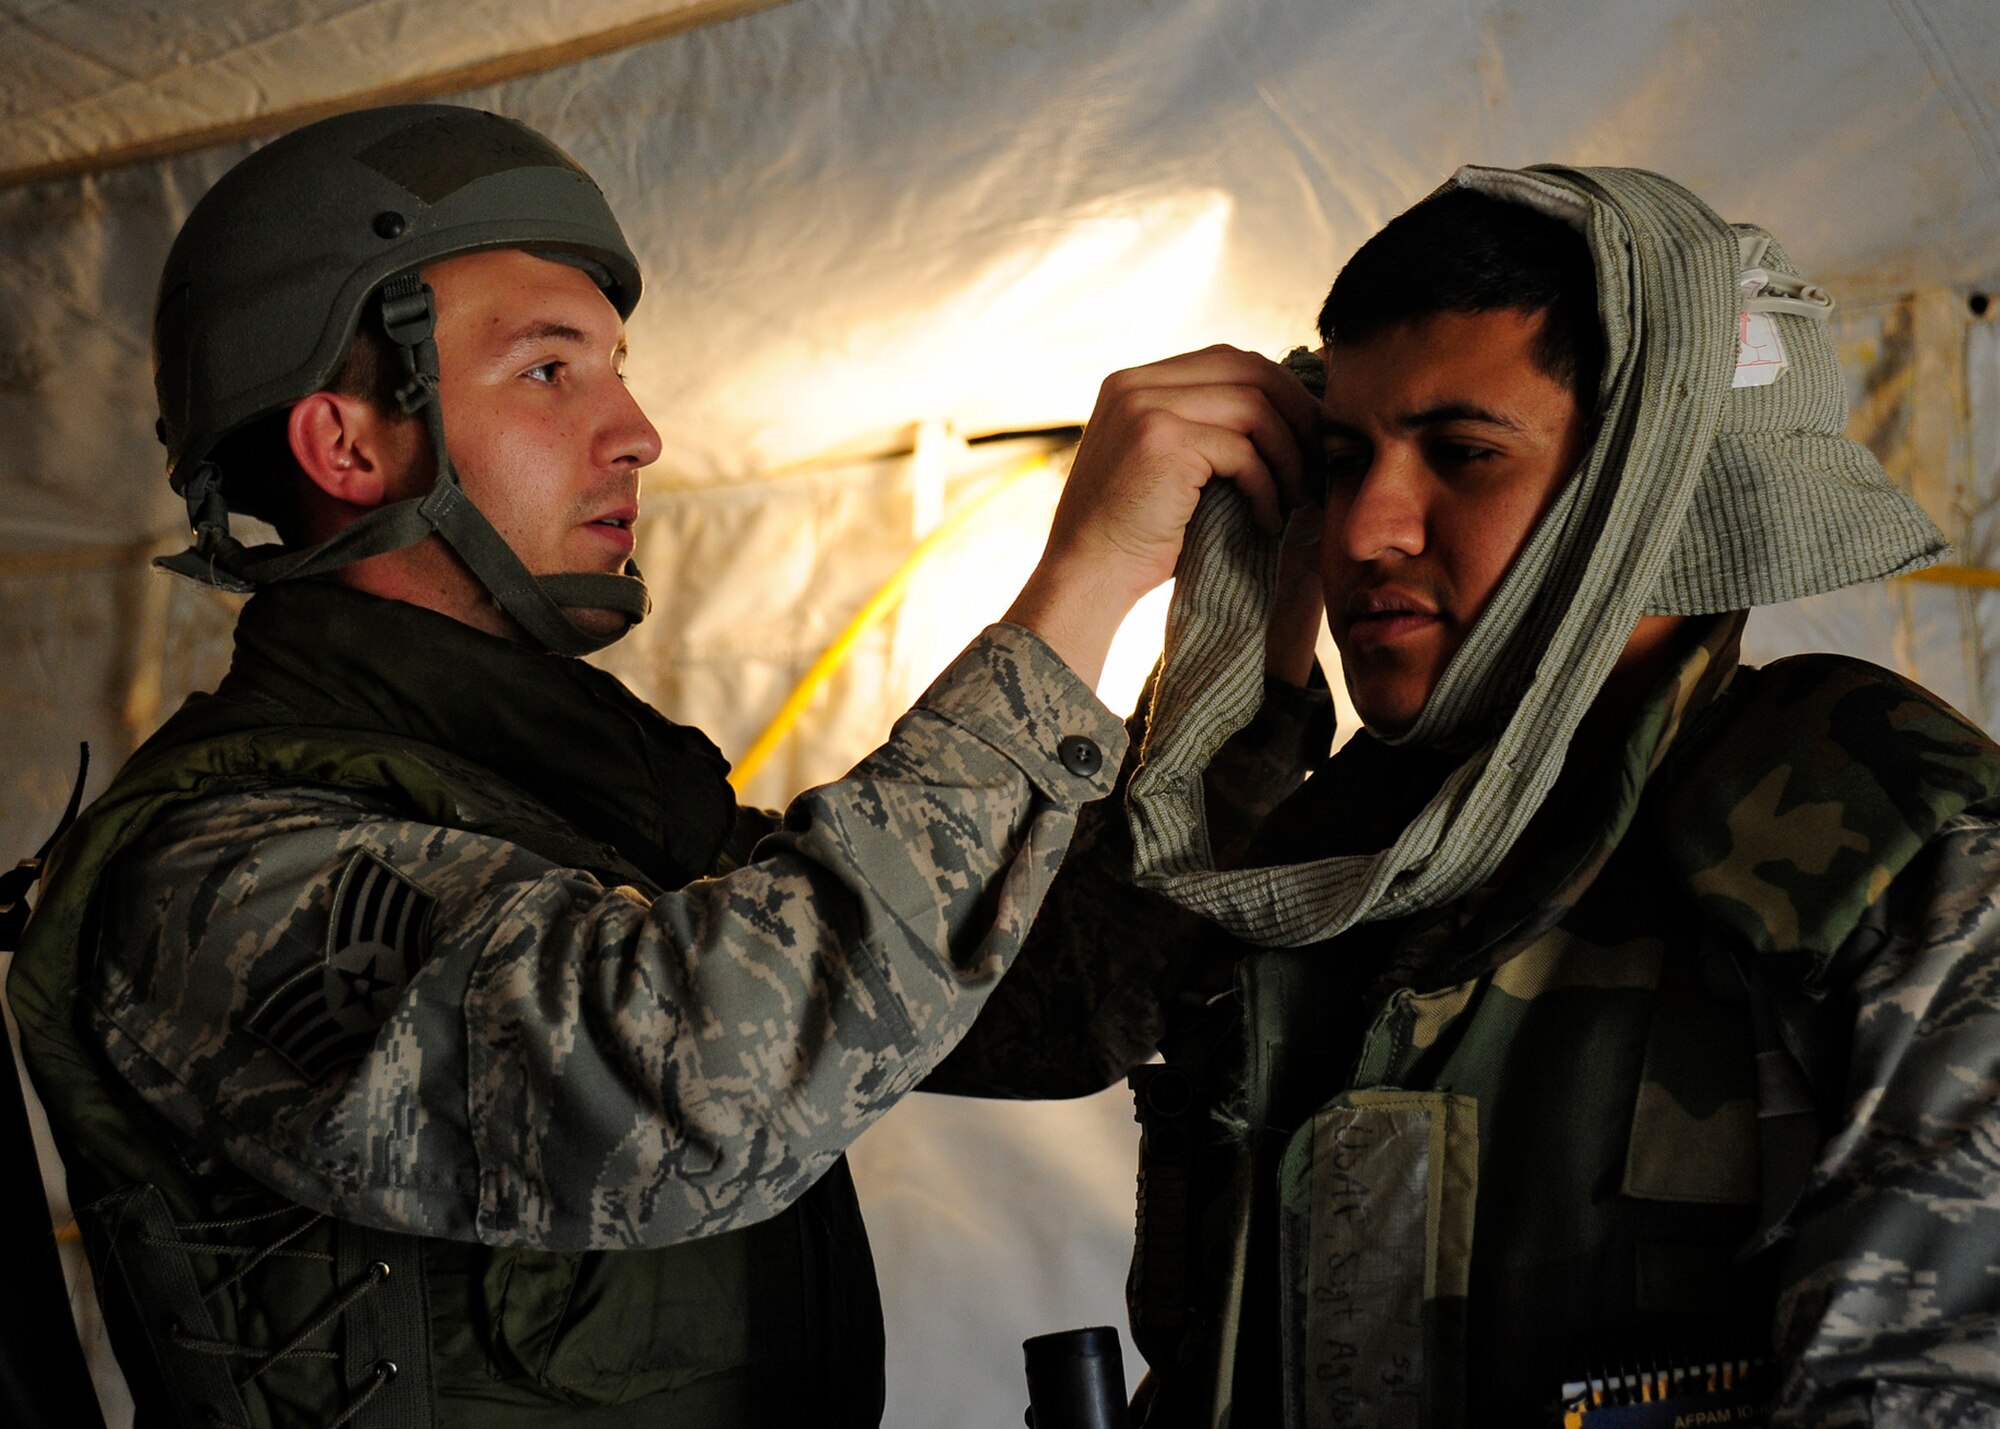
[
  {"xmin": 334, "ymin": 1221, "xmax": 435, "ymax": 1429},
  {"xmin": 153, "ymin": 480, "xmax": 436, "ymax": 594},
  {"xmin": 91, "ymin": 1185, "xmax": 256, "ymax": 1428},
  {"xmin": 1128, "ymin": 1063, "xmax": 1200, "ymax": 1360},
  {"xmin": 417, "ymin": 470, "xmax": 650, "ymax": 654}
]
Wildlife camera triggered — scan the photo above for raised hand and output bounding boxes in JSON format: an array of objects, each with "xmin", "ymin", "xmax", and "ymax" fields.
[{"xmin": 1006, "ymin": 345, "xmax": 1320, "ymax": 686}]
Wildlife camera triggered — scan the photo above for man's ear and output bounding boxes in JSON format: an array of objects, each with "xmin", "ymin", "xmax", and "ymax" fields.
[{"xmin": 288, "ymin": 392, "xmax": 397, "ymax": 508}]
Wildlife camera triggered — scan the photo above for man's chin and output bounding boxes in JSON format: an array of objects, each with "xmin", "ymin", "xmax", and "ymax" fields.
[
  {"xmin": 1347, "ymin": 681, "xmax": 1434, "ymax": 741},
  {"xmin": 1340, "ymin": 657, "xmax": 1433, "ymax": 741}
]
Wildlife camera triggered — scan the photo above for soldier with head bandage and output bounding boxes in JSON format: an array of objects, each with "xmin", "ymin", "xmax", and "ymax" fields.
[{"xmin": 934, "ymin": 165, "xmax": 2000, "ymax": 1426}]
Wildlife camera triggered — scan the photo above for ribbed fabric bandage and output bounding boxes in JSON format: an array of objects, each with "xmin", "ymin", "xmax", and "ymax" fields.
[{"xmin": 1125, "ymin": 164, "xmax": 1944, "ymax": 948}]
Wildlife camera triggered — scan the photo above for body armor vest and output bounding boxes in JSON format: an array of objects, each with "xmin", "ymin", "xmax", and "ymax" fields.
[
  {"xmin": 1128, "ymin": 654, "xmax": 2000, "ymax": 1428},
  {"xmin": 11, "ymin": 720, "xmax": 884, "ymax": 1428}
]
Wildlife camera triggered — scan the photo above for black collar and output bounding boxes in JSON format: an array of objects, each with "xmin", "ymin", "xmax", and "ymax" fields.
[{"xmin": 179, "ymin": 580, "xmax": 735, "ymax": 889}]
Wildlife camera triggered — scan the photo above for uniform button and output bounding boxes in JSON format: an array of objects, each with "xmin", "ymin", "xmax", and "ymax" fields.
[{"xmin": 1057, "ymin": 735, "xmax": 1103, "ymax": 778}]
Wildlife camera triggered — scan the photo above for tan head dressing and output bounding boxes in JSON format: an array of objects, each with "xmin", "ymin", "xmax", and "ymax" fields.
[{"xmin": 1125, "ymin": 164, "xmax": 1943, "ymax": 947}]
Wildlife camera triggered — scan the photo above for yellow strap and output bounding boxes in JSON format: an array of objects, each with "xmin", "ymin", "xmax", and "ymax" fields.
[
  {"xmin": 1899, "ymin": 563, "xmax": 2000, "ymax": 590},
  {"xmin": 729, "ymin": 456, "xmax": 1053, "ymax": 790}
]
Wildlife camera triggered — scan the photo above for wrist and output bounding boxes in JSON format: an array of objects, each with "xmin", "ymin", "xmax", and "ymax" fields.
[{"xmin": 1003, "ymin": 556, "xmax": 1154, "ymax": 689}]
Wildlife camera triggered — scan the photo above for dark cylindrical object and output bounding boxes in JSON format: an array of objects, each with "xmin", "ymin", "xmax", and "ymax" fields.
[{"xmin": 1023, "ymin": 1325, "xmax": 1127, "ymax": 1429}]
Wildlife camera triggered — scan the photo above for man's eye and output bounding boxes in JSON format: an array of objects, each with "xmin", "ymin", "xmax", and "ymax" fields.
[
  {"xmin": 525, "ymin": 361, "xmax": 561, "ymax": 384},
  {"xmin": 1322, "ymin": 449, "xmax": 1370, "ymax": 489},
  {"xmin": 1435, "ymin": 442, "xmax": 1497, "ymax": 468},
  {"xmin": 1295, "ymin": 454, "xmax": 1328, "ymax": 506}
]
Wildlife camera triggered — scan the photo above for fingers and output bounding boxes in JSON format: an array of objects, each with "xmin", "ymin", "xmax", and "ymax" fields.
[
  {"xmin": 1007, "ymin": 346, "xmax": 1324, "ymax": 682},
  {"xmin": 1099, "ymin": 344, "xmax": 1321, "ymax": 440},
  {"xmin": 1157, "ymin": 419, "xmax": 1282, "ymax": 532},
  {"xmin": 1103, "ymin": 382, "xmax": 1306, "ymax": 515},
  {"xmin": 1087, "ymin": 346, "xmax": 1320, "ymax": 517}
]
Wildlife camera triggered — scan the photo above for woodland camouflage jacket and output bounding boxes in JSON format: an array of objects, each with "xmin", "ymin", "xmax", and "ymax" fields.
[{"xmin": 933, "ymin": 618, "xmax": 2000, "ymax": 1428}]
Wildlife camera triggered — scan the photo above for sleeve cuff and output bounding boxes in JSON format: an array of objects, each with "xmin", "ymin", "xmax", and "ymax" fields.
[
  {"xmin": 914, "ymin": 623, "xmax": 1128, "ymax": 804},
  {"xmin": 1255, "ymin": 668, "xmax": 1336, "ymax": 759}
]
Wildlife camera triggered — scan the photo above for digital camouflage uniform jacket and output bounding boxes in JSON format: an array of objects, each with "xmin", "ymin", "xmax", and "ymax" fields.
[
  {"xmin": 933, "ymin": 618, "xmax": 2000, "ymax": 1427},
  {"xmin": 11, "ymin": 582, "xmax": 1124, "ymax": 1426}
]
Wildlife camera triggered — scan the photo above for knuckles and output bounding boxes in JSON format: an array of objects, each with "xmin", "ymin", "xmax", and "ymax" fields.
[
  {"xmin": 1124, "ymin": 405, "xmax": 1191, "ymax": 454},
  {"xmin": 1096, "ymin": 366, "xmax": 1144, "ymax": 405}
]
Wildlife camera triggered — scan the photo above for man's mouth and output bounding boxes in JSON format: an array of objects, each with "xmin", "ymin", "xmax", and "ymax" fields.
[
  {"xmin": 585, "ymin": 507, "xmax": 639, "ymax": 553},
  {"xmin": 1340, "ymin": 588, "xmax": 1443, "ymax": 650}
]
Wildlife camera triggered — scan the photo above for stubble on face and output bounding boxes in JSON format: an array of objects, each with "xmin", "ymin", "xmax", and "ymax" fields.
[
  {"xmin": 1317, "ymin": 308, "xmax": 1589, "ymax": 737},
  {"xmin": 392, "ymin": 249, "xmax": 659, "ymax": 641}
]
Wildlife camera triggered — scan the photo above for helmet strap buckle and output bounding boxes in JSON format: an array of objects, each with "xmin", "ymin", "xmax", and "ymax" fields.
[
  {"xmin": 152, "ymin": 461, "xmax": 259, "ymax": 593},
  {"xmin": 183, "ymin": 462, "xmax": 238, "ymax": 554},
  {"xmin": 379, "ymin": 274, "xmax": 441, "ymax": 415}
]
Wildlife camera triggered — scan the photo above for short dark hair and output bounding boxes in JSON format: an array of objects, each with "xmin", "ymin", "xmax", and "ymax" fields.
[
  {"xmin": 1316, "ymin": 188, "xmax": 1603, "ymax": 406},
  {"xmin": 208, "ymin": 318, "xmax": 412, "ymax": 542}
]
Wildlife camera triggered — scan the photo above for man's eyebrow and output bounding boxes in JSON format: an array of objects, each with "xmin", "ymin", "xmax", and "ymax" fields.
[
  {"xmin": 491, "ymin": 319, "xmax": 629, "ymax": 369},
  {"xmin": 494, "ymin": 319, "xmax": 591, "ymax": 351},
  {"xmin": 1399, "ymin": 401, "xmax": 1525, "ymax": 433},
  {"xmin": 1320, "ymin": 402, "xmax": 1528, "ymax": 444}
]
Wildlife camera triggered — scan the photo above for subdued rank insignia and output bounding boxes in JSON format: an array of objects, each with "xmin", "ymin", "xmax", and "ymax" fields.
[{"xmin": 247, "ymin": 851, "xmax": 435, "ymax": 1082}]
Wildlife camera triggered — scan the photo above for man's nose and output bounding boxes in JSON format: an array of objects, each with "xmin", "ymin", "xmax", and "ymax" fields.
[
  {"xmin": 603, "ymin": 380, "xmax": 664, "ymax": 469},
  {"xmin": 1335, "ymin": 453, "xmax": 1426, "ymax": 562}
]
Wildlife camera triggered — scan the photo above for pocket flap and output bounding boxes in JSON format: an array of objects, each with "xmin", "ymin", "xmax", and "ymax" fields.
[{"xmin": 1621, "ymin": 948, "xmax": 1759, "ymax": 1206}]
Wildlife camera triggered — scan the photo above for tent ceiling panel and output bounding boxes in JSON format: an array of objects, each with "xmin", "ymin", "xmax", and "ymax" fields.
[
  {"xmin": 433, "ymin": 0, "xmax": 2000, "ymax": 477},
  {"xmin": 0, "ymin": 0, "xmax": 794, "ymax": 186},
  {"xmin": 1, "ymin": 0, "xmax": 1996, "ymax": 549}
]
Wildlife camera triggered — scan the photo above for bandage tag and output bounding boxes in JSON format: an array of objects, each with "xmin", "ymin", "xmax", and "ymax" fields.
[
  {"xmin": 1733, "ymin": 265, "xmax": 1791, "ymax": 389},
  {"xmin": 1732, "ymin": 310, "xmax": 1788, "ymax": 388}
]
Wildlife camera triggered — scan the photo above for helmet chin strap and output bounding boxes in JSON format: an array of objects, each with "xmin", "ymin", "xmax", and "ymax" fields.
[{"xmin": 154, "ymin": 273, "xmax": 651, "ymax": 658}]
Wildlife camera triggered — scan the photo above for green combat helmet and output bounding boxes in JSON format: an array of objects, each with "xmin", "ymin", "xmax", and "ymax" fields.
[{"xmin": 152, "ymin": 103, "xmax": 650, "ymax": 655}]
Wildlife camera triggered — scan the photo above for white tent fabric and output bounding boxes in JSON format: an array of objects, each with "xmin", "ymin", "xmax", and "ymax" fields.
[
  {"xmin": 2, "ymin": 1, "xmax": 1998, "ymax": 1424},
  {"xmin": 0, "ymin": 0, "xmax": 791, "ymax": 184}
]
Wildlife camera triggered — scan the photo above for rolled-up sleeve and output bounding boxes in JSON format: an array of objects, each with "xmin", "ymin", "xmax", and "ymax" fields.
[{"xmin": 90, "ymin": 624, "xmax": 1122, "ymax": 1252}]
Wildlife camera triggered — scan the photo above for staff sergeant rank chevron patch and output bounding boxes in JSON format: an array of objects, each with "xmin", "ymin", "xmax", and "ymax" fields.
[{"xmin": 246, "ymin": 850, "xmax": 435, "ymax": 1082}]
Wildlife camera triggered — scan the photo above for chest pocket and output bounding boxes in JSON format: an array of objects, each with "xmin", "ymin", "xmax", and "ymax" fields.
[
  {"xmin": 473, "ymin": 1236, "xmax": 754, "ymax": 1405},
  {"xmin": 1276, "ymin": 1089, "xmax": 1479, "ymax": 1429},
  {"xmin": 1616, "ymin": 937, "xmax": 1770, "ymax": 1331},
  {"xmin": 1339, "ymin": 930, "xmax": 1767, "ymax": 1406},
  {"xmin": 1621, "ymin": 939, "xmax": 1760, "ymax": 1208}
]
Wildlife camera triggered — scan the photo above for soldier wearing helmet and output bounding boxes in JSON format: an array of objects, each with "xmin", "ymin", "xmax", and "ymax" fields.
[
  {"xmin": 6, "ymin": 105, "xmax": 1312, "ymax": 1426},
  {"xmin": 149, "ymin": 104, "xmax": 657, "ymax": 651},
  {"xmin": 934, "ymin": 168, "xmax": 2000, "ymax": 1424}
]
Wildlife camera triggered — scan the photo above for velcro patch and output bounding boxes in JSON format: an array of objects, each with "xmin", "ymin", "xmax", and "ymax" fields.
[
  {"xmin": 247, "ymin": 851, "xmax": 435, "ymax": 1083},
  {"xmin": 355, "ymin": 112, "xmax": 587, "ymax": 205}
]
